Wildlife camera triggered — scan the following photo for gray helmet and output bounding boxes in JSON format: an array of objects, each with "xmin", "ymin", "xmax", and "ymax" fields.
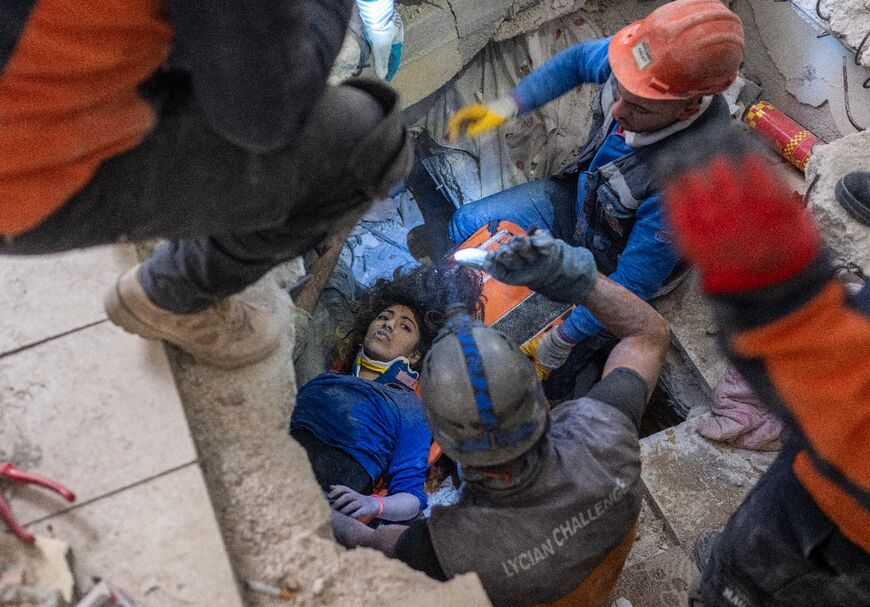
[{"xmin": 419, "ymin": 314, "xmax": 548, "ymax": 467}]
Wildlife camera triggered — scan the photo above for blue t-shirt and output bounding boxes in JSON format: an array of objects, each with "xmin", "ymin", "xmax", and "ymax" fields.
[{"xmin": 291, "ymin": 372, "xmax": 430, "ymax": 509}]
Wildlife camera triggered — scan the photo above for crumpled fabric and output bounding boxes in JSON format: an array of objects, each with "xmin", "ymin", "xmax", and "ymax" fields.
[{"xmin": 697, "ymin": 366, "xmax": 783, "ymax": 451}]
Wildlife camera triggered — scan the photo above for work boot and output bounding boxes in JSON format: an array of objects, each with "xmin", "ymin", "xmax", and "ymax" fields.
[
  {"xmin": 105, "ymin": 265, "xmax": 281, "ymax": 369},
  {"xmin": 835, "ymin": 171, "xmax": 870, "ymax": 226}
]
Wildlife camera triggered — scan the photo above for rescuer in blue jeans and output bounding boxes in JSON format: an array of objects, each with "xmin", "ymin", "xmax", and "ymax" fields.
[{"xmin": 447, "ymin": 0, "xmax": 745, "ymax": 399}]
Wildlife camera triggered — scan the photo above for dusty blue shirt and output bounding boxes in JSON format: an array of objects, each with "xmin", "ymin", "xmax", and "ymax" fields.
[{"xmin": 291, "ymin": 372, "xmax": 430, "ymax": 508}]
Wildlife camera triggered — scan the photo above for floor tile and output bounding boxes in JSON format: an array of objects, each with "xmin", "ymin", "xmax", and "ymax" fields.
[
  {"xmin": 0, "ymin": 323, "xmax": 196, "ymax": 524},
  {"xmin": 27, "ymin": 465, "xmax": 243, "ymax": 607},
  {"xmin": 0, "ymin": 245, "xmax": 136, "ymax": 356}
]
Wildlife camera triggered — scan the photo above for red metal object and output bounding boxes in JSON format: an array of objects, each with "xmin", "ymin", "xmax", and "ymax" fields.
[
  {"xmin": 0, "ymin": 462, "xmax": 76, "ymax": 545},
  {"xmin": 743, "ymin": 100, "xmax": 818, "ymax": 172}
]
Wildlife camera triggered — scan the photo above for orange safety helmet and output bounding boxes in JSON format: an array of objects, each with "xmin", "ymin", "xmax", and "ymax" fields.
[{"xmin": 609, "ymin": 0, "xmax": 745, "ymax": 101}]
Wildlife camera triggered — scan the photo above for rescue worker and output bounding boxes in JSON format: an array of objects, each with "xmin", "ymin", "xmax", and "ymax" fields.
[
  {"xmin": 446, "ymin": 0, "xmax": 744, "ymax": 398},
  {"xmin": 661, "ymin": 140, "xmax": 870, "ymax": 605},
  {"xmin": 0, "ymin": 0, "xmax": 412, "ymax": 368},
  {"xmin": 331, "ymin": 230, "xmax": 671, "ymax": 606}
]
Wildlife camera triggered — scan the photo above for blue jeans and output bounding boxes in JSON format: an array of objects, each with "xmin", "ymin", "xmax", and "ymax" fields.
[
  {"xmin": 448, "ymin": 176, "xmax": 579, "ymax": 244},
  {"xmin": 691, "ymin": 440, "xmax": 870, "ymax": 607},
  {"xmin": 1, "ymin": 75, "xmax": 408, "ymax": 313}
]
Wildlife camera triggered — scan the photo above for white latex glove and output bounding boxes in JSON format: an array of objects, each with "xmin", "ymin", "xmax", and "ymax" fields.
[{"xmin": 357, "ymin": 0, "xmax": 404, "ymax": 81}]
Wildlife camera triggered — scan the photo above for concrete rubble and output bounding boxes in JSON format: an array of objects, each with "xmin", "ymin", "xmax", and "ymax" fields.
[
  {"xmin": 815, "ymin": 0, "xmax": 870, "ymax": 68},
  {"xmin": 806, "ymin": 130, "xmax": 870, "ymax": 272},
  {"xmin": 735, "ymin": 0, "xmax": 870, "ymax": 141},
  {"xmin": 0, "ymin": 535, "xmax": 74, "ymax": 605},
  {"xmin": 391, "ymin": 0, "xmax": 594, "ymax": 106}
]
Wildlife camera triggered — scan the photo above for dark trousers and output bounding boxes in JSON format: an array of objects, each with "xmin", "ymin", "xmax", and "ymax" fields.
[
  {"xmin": 691, "ymin": 440, "xmax": 870, "ymax": 607},
  {"xmin": 290, "ymin": 428, "xmax": 372, "ymax": 494},
  {"xmin": 1, "ymin": 75, "xmax": 410, "ymax": 313}
]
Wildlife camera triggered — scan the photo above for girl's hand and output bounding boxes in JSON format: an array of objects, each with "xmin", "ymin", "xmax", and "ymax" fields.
[{"xmin": 328, "ymin": 485, "xmax": 381, "ymax": 518}]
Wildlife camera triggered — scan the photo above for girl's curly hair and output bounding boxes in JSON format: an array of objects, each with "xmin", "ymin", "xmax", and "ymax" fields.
[{"xmin": 334, "ymin": 264, "xmax": 485, "ymax": 373}]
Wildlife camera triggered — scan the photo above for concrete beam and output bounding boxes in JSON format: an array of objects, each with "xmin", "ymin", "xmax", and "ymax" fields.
[{"xmin": 392, "ymin": 0, "xmax": 463, "ymax": 107}]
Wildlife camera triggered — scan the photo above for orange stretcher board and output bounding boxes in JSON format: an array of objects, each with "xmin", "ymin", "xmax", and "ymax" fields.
[{"xmin": 456, "ymin": 221, "xmax": 574, "ymax": 348}]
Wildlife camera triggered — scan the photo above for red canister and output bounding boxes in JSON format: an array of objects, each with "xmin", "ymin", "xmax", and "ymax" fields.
[{"xmin": 743, "ymin": 101, "xmax": 818, "ymax": 172}]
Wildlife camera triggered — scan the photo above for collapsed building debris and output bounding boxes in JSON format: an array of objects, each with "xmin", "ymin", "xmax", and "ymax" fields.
[{"xmin": 1, "ymin": 0, "xmax": 868, "ymax": 606}]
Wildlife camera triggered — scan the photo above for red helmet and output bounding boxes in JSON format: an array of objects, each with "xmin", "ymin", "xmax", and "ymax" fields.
[{"xmin": 609, "ymin": 0, "xmax": 745, "ymax": 100}]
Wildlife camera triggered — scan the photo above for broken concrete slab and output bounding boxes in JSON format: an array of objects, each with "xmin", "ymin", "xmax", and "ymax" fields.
[
  {"xmin": 0, "ymin": 535, "xmax": 74, "ymax": 603},
  {"xmin": 26, "ymin": 465, "xmax": 244, "ymax": 607},
  {"xmin": 737, "ymin": 0, "xmax": 870, "ymax": 140},
  {"xmin": 733, "ymin": 0, "xmax": 843, "ymax": 143},
  {"xmin": 494, "ymin": 0, "xmax": 596, "ymax": 42},
  {"xmin": 624, "ymin": 497, "xmax": 678, "ymax": 569},
  {"xmin": 391, "ymin": 0, "xmax": 463, "ymax": 108},
  {"xmin": 611, "ymin": 545, "xmax": 698, "ymax": 607},
  {"xmin": 653, "ymin": 273, "xmax": 726, "ymax": 390},
  {"xmin": 0, "ymin": 323, "xmax": 196, "ymax": 525},
  {"xmin": 806, "ymin": 130, "xmax": 870, "ymax": 271},
  {"xmin": 639, "ymin": 417, "xmax": 775, "ymax": 548},
  {"xmin": 451, "ymin": 0, "xmax": 516, "ymax": 65},
  {"xmin": 0, "ymin": 246, "xmax": 137, "ymax": 357},
  {"xmin": 816, "ymin": 0, "xmax": 870, "ymax": 68},
  {"xmin": 393, "ymin": 0, "xmax": 596, "ymax": 108}
]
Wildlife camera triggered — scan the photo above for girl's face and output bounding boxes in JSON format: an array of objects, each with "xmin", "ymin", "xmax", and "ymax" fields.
[{"xmin": 363, "ymin": 304, "xmax": 422, "ymax": 364}]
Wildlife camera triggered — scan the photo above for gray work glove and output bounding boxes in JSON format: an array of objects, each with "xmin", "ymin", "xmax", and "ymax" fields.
[{"xmin": 484, "ymin": 230, "xmax": 598, "ymax": 304}]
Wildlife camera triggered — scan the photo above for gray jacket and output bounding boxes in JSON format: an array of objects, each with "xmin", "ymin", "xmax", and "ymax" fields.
[{"xmin": 427, "ymin": 397, "xmax": 642, "ymax": 607}]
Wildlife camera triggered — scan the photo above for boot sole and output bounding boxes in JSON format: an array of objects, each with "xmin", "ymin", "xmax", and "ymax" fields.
[
  {"xmin": 836, "ymin": 177, "xmax": 870, "ymax": 226},
  {"xmin": 104, "ymin": 281, "xmax": 278, "ymax": 370}
]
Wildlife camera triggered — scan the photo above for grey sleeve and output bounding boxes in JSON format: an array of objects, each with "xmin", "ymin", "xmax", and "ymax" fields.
[
  {"xmin": 394, "ymin": 520, "xmax": 448, "ymax": 582},
  {"xmin": 584, "ymin": 367, "xmax": 648, "ymax": 430},
  {"xmin": 165, "ymin": 0, "xmax": 353, "ymax": 151}
]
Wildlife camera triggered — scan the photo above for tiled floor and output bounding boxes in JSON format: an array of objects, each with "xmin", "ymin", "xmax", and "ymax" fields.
[{"xmin": 0, "ymin": 245, "xmax": 243, "ymax": 606}]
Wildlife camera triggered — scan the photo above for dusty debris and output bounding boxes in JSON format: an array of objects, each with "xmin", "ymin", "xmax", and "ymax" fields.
[
  {"xmin": 493, "ymin": 0, "xmax": 596, "ymax": 42},
  {"xmin": 623, "ymin": 498, "xmax": 677, "ymax": 568},
  {"xmin": 0, "ymin": 586, "xmax": 65, "ymax": 607},
  {"xmin": 0, "ymin": 535, "xmax": 74, "ymax": 604},
  {"xmin": 818, "ymin": 0, "xmax": 870, "ymax": 68},
  {"xmin": 640, "ymin": 417, "xmax": 775, "ymax": 547}
]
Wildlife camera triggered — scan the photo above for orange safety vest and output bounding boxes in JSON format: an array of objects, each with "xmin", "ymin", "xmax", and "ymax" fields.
[{"xmin": 0, "ymin": 0, "xmax": 172, "ymax": 236}]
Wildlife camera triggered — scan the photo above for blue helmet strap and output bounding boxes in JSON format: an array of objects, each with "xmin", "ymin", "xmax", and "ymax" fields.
[
  {"xmin": 444, "ymin": 315, "xmax": 541, "ymax": 454},
  {"xmin": 447, "ymin": 315, "xmax": 497, "ymax": 432}
]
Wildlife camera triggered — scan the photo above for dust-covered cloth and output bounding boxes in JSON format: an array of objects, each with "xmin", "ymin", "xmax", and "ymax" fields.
[{"xmin": 697, "ymin": 365, "xmax": 784, "ymax": 451}]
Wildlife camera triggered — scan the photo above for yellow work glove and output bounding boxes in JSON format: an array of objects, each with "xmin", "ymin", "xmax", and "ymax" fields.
[
  {"xmin": 520, "ymin": 328, "xmax": 575, "ymax": 381},
  {"xmin": 447, "ymin": 96, "xmax": 519, "ymax": 141}
]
